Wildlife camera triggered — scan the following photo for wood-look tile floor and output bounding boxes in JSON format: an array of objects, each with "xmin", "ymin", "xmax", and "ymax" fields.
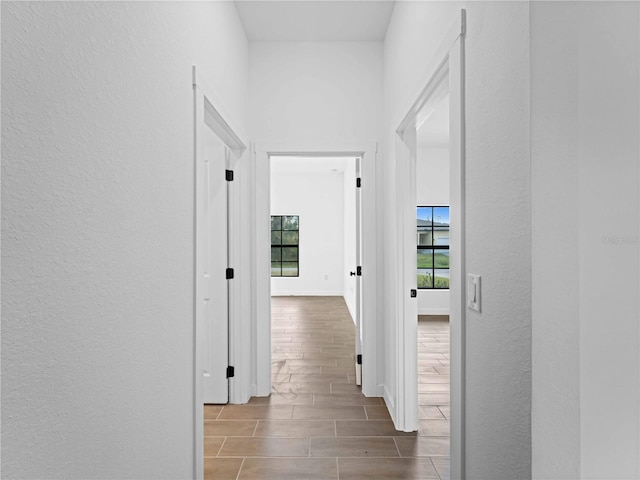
[{"xmin": 204, "ymin": 297, "xmax": 450, "ymax": 480}]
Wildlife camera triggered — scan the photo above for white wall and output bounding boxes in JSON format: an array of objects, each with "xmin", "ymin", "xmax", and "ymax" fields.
[
  {"xmin": 383, "ymin": 2, "xmax": 531, "ymax": 478},
  {"xmin": 417, "ymin": 147, "xmax": 450, "ymax": 315},
  {"xmin": 270, "ymin": 170, "xmax": 345, "ymax": 295},
  {"xmin": 249, "ymin": 41, "xmax": 382, "ymax": 144},
  {"xmin": 531, "ymin": 2, "xmax": 640, "ymax": 479},
  {"xmin": 344, "ymin": 158, "xmax": 357, "ymax": 321},
  {"xmin": 1, "ymin": 2, "xmax": 248, "ymax": 478}
]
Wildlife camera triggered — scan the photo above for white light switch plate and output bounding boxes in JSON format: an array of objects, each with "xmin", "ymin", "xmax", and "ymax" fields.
[{"xmin": 467, "ymin": 274, "xmax": 481, "ymax": 312}]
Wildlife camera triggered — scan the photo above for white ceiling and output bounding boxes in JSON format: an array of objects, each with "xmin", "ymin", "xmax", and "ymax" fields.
[
  {"xmin": 417, "ymin": 94, "xmax": 449, "ymax": 148},
  {"xmin": 234, "ymin": 1, "xmax": 396, "ymax": 41},
  {"xmin": 270, "ymin": 156, "xmax": 354, "ymax": 174}
]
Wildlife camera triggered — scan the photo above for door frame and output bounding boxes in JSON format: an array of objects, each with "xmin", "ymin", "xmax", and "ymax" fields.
[
  {"xmin": 252, "ymin": 143, "xmax": 381, "ymax": 398},
  {"xmin": 393, "ymin": 10, "xmax": 466, "ymax": 479},
  {"xmin": 193, "ymin": 66, "xmax": 249, "ymax": 480}
]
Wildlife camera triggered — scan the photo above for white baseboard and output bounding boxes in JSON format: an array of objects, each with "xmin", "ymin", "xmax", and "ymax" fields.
[
  {"xmin": 417, "ymin": 308, "xmax": 450, "ymax": 316},
  {"xmin": 365, "ymin": 384, "xmax": 384, "ymax": 397},
  {"xmin": 345, "ymin": 299, "xmax": 356, "ymax": 325}
]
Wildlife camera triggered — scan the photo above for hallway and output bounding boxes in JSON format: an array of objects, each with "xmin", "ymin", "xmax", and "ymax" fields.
[{"xmin": 203, "ymin": 296, "xmax": 449, "ymax": 479}]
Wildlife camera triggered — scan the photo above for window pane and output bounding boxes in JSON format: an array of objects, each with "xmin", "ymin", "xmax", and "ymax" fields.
[
  {"xmin": 433, "ymin": 207, "xmax": 450, "ymax": 226},
  {"xmin": 271, "ymin": 247, "xmax": 281, "ymax": 262},
  {"xmin": 417, "ymin": 207, "xmax": 433, "ymax": 244},
  {"xmin": 283, "ymin": 215, "xmax": 299, "ymax": 231},
  {"xmin": 282, "ymin": 230, "xmax": 298, "ymax": 245},
  {"xmin": 271, "ymin": 230, "xmax": 282, "ymax": 245},
  {"xmin": 282, "ymin": 246, "xmax": 298, "ymax": 262},
  {"xmin": 417, "ymin": 248, "xmax": 433, "ymax": 268},
  {"xmin": 417, "ymin": 269, "xmax": 433, "ymax": 289},
  {"xmin": 417, "ymin": 207, "xmax": 433, "ymax": 223},
  {"xmin": 282, "ymin": 262, "xmax": 298, "ymax": 277},
  {"xmin": 271, "ymin": 216, "xmax": 282, "ymax": 230},
  {"xmin": 433, "ymin": 207, "xmax": 450, "ymax": 246},
  {"xmin": 271, "ymin": 262, "xmax": 282, "ymax": 276},
  {"xmin": 434, "ymin": 269, "xmax": 450, "ymax": 289},
  {"xmin": 434, "ymin": 249, "xmax": 450, "ymax": 268}
]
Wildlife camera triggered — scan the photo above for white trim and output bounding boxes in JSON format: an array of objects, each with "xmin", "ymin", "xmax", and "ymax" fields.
[
  {"xmin": 253, "ymin": 150, "xmax": 272, "ymax": 397},
  {"xmin": 383, "ymin": 385, "xmax": 396, "ymax": 413},
  {"xmin": 254, "ymin": 142, "xmax": 378, "ymax": 155},
  {"xmin": 392, "ymin": 10, "xmax": 466, "ymax": 133},
  {"xmin": 393, "ymin": 9, "xmax": 466, "ymax": 479},
  {"xmin": 192, "ymin": 68, "xmax": 248, "ymax": 149},
  {"xmin": 448, "ymin": 30, "xmax": 466, "ymax": 480},
  {"xmin": 253, "ymin": 142, "xmax": 380, "ymax": 399},
  {"xmin": 192, "ymin": 66, "xmax": 248, "ymax": 480}
]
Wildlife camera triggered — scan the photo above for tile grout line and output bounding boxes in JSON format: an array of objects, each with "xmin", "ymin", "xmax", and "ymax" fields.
[
  {"xmin": 428, "ymin": 456, "xmax": 443, "ymax": 480},
  {"xmin": 336, "ymin": 457, "xmax": 340, "ymax": 480},
  {"xmin": 392, "ymin": 436, "xmax": 402, "ymax": 458},
  {"xmin": 234, "ymin": 457, "xmax": 245, "ymax": 480},
  {"xmin": 216, "ymin": 436, "xmax": 228, "ymax": 457},
  {"xmin": 252, "ymin": 420, "xmax": 260, "ymax": 437}
]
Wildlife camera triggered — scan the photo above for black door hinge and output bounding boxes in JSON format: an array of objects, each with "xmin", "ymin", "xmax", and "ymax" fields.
[
  {"xmin": 357, "ymin": 354, "xmax": 362, "ymax": 365},
  {"xmin": 225, "ymin": 170, "xmax": 234, "ymax": 182},
  {"xmin": 356, "ymin": 266, "xmax": 362, "ymax": 276},
  {"xmin": 356, "ymin": 178, "xmax": 362, "ymax": 188},
  {"xmin": 410, "ymin": 289, "xmax": 417, "ymax": 298},
  {"xmin": 226, "ymin": 268, "xmax": 234, "ymax": 279},
  {"xmin": 226, "ymin": 366, "xmax": 235, "ymax": 378}
]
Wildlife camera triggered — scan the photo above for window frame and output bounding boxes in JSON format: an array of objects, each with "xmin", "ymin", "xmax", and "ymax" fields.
[
  {"xmin": 417, "ymin": 206, "xmax": 450, "ymax": 290},
  {"xmin": 271, "ymin": 215, "xmax": 299, "ymax": 277}
]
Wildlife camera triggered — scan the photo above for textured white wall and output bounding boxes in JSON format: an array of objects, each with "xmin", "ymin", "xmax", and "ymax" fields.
[
  {"xmin": 532, "ymin": 2, "xmax": 640, "ymax": 479},
  {"xmin": 530, "ymin": 3, "xmax": 580, "ymax": 477},
  {"xmin": 1, "ymin": 2, "xmax": 248, "ymax": 478},
  {"xmin": 270, "ymin": 170, "xmax": 345, "ymax": 296},
  {"xmin": 417, "ymin": 147, "xmax": 450, "ymax": 315},
  {"xmin": 383, "ymin": 2, "xmax": 531, "ymax": 478}
]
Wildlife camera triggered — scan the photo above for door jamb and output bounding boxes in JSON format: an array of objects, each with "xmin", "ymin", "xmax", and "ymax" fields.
[
  {"xmin": 193, "ymin": 66, "xmax": 248, "ymax": 480},
  {"xmin": 252, "ymin": 143, "xmax": 381, "ymax": 398},
  {"xmin": 393, "ymin": 10, "xmax": 466, "ymax": 479}
]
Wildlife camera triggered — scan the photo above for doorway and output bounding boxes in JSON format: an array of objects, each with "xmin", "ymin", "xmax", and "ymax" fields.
[
  {"xmin": 268, "ymin": 155, "xmax": 363, "ymax": 385},
  {"xmin": 193, "ymin": 66, "xmax": 248, "ymax": 479},
  {"xmin": 253, "ymin": 145, "xmax": 380, "ymax": 399},
  {"xmin": 415, "ymin": 93, "xmax": 452, "ymax": 465},
  {"xmin": 394, "ymin": 9, "xmax": 465, "ymax": 479}
]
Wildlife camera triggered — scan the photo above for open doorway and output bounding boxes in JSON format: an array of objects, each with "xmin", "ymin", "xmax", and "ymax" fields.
[
  {"xmin": 416, "ymin": 95, "xmax": 451, "ymax": 469},
  {"xmin": 193, "ymin": 66, "xmax": 249, "ymax": 479},
  {"xmin": 394, "ymin": 9, "xmax": 465, "ymax": 479},
  {"xmin": 252, "ymin": 145, "xmax": 380, "ymax": 401},
  {"xmin": 268, "ymin": 156, "xmax": 364, "ymax": 392}
]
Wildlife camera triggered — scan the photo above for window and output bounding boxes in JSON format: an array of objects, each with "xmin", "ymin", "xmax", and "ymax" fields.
[
  {"xmin": 271, "ymin": 215, "xmax": 299, "ymax": 277},
  {"xmin": 417, "ymin": 206, "xmax": 450, "ymax": 289}
]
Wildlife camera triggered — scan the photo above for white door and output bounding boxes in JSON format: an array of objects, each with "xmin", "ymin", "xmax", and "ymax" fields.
[
  {"xmin": 355, "ymin": 157, "xmax": 363, "ymax": 385},
  {"xmin": 201, "ymin": 125, "xmax": 229, "ymax": 404}
]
